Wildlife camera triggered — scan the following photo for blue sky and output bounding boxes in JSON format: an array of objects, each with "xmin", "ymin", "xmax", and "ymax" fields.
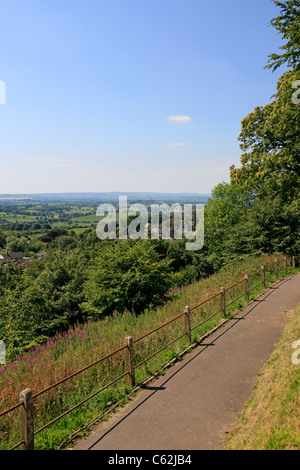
[{"xmin": 0, "ymin": 0, "xmax": 285, "ymax": 194}]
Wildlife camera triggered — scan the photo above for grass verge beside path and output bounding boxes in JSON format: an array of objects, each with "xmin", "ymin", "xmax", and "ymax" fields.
[{"xmin": 224, "ymin": 303, "xmax": 300, "ymax": 450}]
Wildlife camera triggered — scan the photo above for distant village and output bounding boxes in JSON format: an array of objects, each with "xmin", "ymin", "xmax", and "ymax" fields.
[{"xmin": 0, "ymin": 251, "xmax": 46, "ymax": 266}]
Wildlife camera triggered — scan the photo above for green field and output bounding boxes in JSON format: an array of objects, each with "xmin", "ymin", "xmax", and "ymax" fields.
[{"xmin": 0, "ymin": 201, "xmax": 99, "ymax": 233}]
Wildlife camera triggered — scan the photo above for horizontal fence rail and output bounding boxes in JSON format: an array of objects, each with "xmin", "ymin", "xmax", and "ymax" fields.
[{"xmin": 0, "ymin": 254, "xmax": 297, "ymax": 450}]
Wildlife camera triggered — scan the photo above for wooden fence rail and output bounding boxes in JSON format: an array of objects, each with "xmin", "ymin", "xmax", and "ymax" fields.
[{"xmin": 1, "ymin": 254, "xmax": 297, "ymax": 450}]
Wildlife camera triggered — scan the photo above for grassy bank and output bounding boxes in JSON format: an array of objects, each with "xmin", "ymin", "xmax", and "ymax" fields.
[
  {"xmin": 0, "ymin": 254, "xmax": 295, "ymax": 449},
  {"xmin": 224, "ymin": 301, "xmax": 300, "ymax": 450}
]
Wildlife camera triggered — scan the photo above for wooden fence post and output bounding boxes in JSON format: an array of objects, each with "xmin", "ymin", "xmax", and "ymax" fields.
[
  {"xmin": 284, "ymin": 256, "xmax": 287, "ymax": 272},
  {"xmin": 220, "ymin": 287, "xmax": 226, "ymax": 317},
  {"xmin": 292, "ymin": 256, "xmax": 296, "ymax": 269},
  {"xmin": 244, "ymin": 275, "xmax": 249, "ymax": 302},
  {"xmin": 20, "ymin": 388, "xmax": 34, "ymax": 450},
  {"xmin": 261, "ymin": 266, "xmax": 265, "ymax": 289},
  {"xmin": 124, "ymin": 337, "xmax": 135, "ymax": 388},
  {"xmin": 184, "ymin": 306, "xmax": 191, "ymax": 342},
  {"xmin": 274, "ymin": 259, "xmax": 278, "ymax": 280}
]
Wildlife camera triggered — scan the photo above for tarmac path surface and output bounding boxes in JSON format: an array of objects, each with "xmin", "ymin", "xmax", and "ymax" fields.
[{"xmin": 72, "ymin": 273, "xmax": 300, "ymax": 451}]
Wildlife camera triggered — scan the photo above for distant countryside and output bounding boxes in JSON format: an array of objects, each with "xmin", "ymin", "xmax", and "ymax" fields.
[{"xmin": 0, "ymin": 192, "xmax": 209, "ymax": 254}]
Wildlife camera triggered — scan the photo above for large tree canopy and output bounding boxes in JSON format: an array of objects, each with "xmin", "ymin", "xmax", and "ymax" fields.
[
  {"xmin": 266, "ymin": 0, "xmax": 300, "ymax": 71},
  {"xmin": 206, "ymin": 0, "xmax": 300, "ymax": 264},
  {"xmin": 230, "ymin": 69, "xmax": 300, "ymax": 202}
]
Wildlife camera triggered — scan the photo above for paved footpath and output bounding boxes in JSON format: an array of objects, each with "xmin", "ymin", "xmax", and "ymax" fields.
[{"xmin": 73, "ymin": 273, "xmax": 300, "ymax": 451}]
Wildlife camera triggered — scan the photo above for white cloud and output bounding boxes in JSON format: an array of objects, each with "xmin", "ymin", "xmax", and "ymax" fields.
[
  {"xmin": 166, "ymin": 142, "xmax": 185, "ymax": 148},
  {"xmin": 166, "ymin": 115, "xmax": 191, "ymax": 122}
]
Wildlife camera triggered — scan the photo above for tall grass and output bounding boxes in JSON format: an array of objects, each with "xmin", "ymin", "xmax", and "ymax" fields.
[{"xmin": 0, "ymin": 253, "xmax": 291, "ymax": 449}]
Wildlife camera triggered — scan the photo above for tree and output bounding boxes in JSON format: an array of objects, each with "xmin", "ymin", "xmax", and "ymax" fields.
[
  {"xmin": 0, "ymin": 230, "xmax": 6, "ymax": 249},
  {"xmin": 6, "ymin": 235, "xmax": 28, "ymax": 253},
  {"xmin": 230, "ymin": 69, "xmax": 300, "ymax": 203},
  {"xmin": 227, "ymin": 1, "xmax": 300, "ymax": 258},
  {"xmin": 204, "ymin": 183, "xmax": 256, "ymax": 269},
  {"xmin": 247, "ymin": 193, "xmax": 300, "ymax": 255},
  {"xmin": 16, "ymin": 251, "xmax": 86, "ymax": 340},
  {"xmin": 39, "ymin": 228, "xmax": 68, "ymax": 243},
  {"xmin": 229, "ymin": 68, "xmax": 300, "ymax": 256},
  {"xmin": 266, "ymin": 0, "xmax": 300, "ymax": 72},
  {"xmin": 83, "ymin": 240, "xmax": 173, "ymax": 317}
]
